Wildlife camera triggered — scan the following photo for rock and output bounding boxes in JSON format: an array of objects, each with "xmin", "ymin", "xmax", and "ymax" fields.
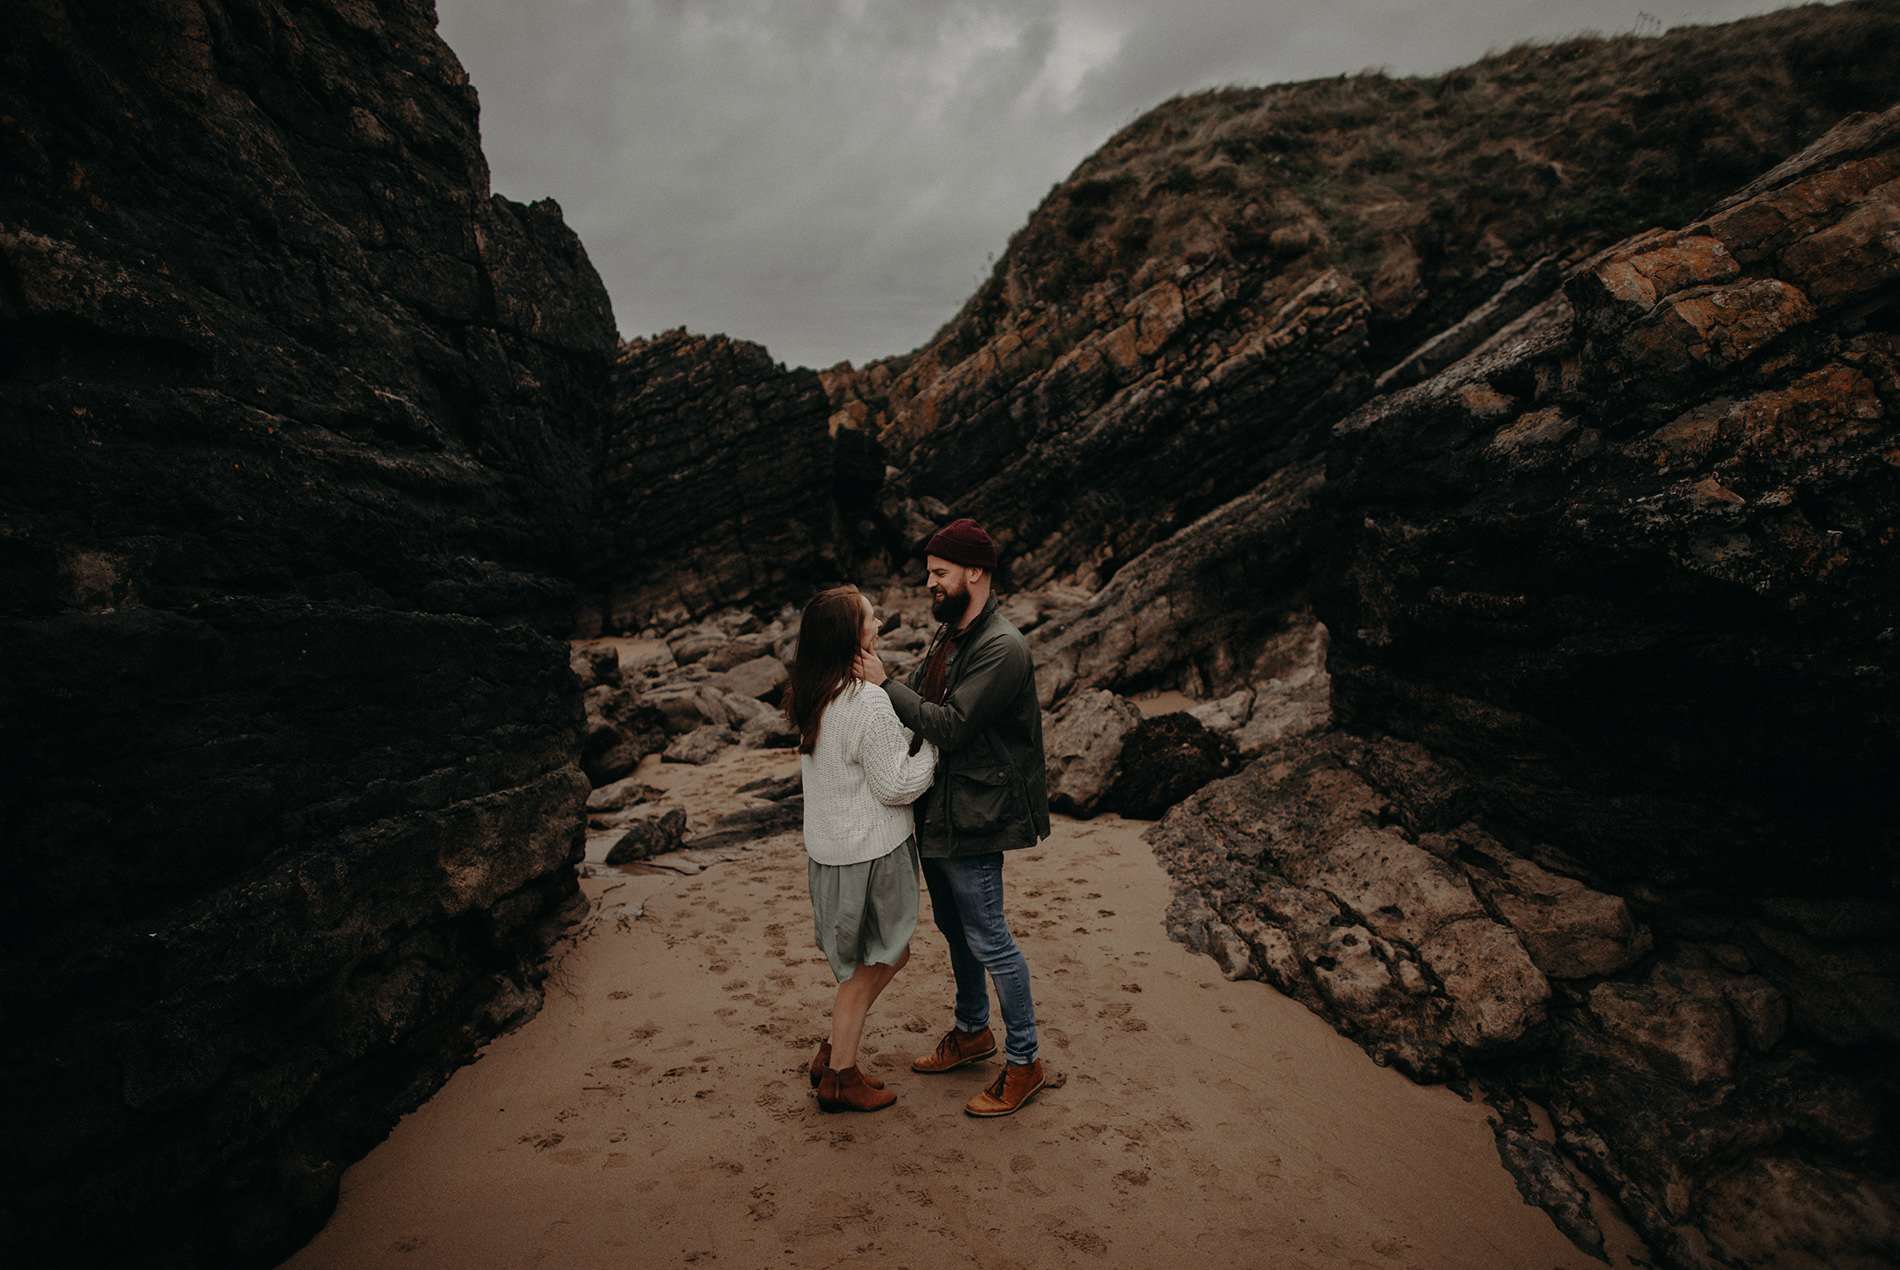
[
  {"xmin": 575, "ymin": 332, "xmax": 854, "ymax": 632},
  {"xmin": 707, "ymin": 654, "xmax": 789, "ymax": 703},
  {"xmin": 0, "ymin": 0, "xmax": 614, "ymax": 1263},
  {"xmin": 620, "ymin": 642, "xmax": 679, "ymax": 678},
  {"xmin": 667, "ymin": 627, "xmax": 734, "ymax": 667},
  {"xmin": 641, "ymin": 684, "xmax": 718, "ymax": 736},
  {"xmin": 1163, "ymin": 888, "xmax": 1257, "ymax": 983},
  {"xmin": 738, "ymin": 710, "xmax": 800, "ymax": 750},
  {"xmin": 700, "ymin": 636, "xmax": 780, "ymax": 673},
  {"xmin": 585, "ymin": 776, "xmax": 663, "ymax": 816},
  {"xmin": 1027, "ymin": 469, "xmax": 1329, "ymax": 709},
  {"xmin": 687, "ymin": 799, "xmax": 806, "ymax": 850},
  {"xmin": 1490, "ymin": 1121, "xmax": 1608, "ymax": 1263},
  {"xmin": 1105, "ymin": 713, "xmax": 1234, "ymax": 820},
  {"xmin": 1377, "ymin": 256, "xmax": 1568, "ymax": 391},
  {"xmin": 1186, "ymin": 689, "xmax": 1255, "ymax": 735},
  {"xmin": 663, "ymin": 724, "xmax": 737, "ymax": 765},
  {"xmin": 1229, "ymin": 622, "xmax": 1332, "ymax": 756},
  {"xmin": 570, "ymin": 643, "xmax": 621, "ymax": 690},
  {"xmin": 1043, "ymin": 689, "xmax": 1144, "ymax": 817},
  {"xmin": 1721, "ymin": 975, "xmax": 1790, "ymax": 1054},
  {"xmin": 1450, "ymin": 826, "xmax": 1654, "ymax": 980},
  {"xmin": 1147, "ymin": 734, "xmax": 1549, "ymax": 1078},
  {"xmin": 580, "ymin": 689, "xmax": 671, "ymax": 788},
  {"xmin": 603, "ymin": 809, "xmax": 688, "ymax": 865},
  {"xmin": 1695, "ymin": 1156, "xmax": 1900, "ymax": 1270}
]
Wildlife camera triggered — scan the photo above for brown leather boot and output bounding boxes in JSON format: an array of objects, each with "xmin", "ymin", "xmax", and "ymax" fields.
[
  {"xmin": 964, "ymin": 1059, "xmax": 1045, "ymax": 1117},
  {"xmin": 815, "ymin": 1064, "xmax": 897, "ymax": 1113},
  {"xmin": 810, "ymin": 1040, "xmax": 883, "ymax": 1089},
  {"xmin": 911, "ymin": 1025, "xmax": 997, "ymax": 1073}
]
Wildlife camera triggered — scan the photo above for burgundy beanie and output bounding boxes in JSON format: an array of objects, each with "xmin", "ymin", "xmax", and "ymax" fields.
[{"xmin": 926, "ymin": 517, "xmax": 997, "ymax": 569}]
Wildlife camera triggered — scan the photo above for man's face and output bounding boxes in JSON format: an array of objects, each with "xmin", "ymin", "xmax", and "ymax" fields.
[{"xmin": 926, "ymin": 555, "xmax": 978, "ymax": 623}]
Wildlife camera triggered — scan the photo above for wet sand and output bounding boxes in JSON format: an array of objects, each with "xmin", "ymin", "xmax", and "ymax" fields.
[{"xmin": 282, "ymin": 744, "xmax": 1642, "ymax": 1270}]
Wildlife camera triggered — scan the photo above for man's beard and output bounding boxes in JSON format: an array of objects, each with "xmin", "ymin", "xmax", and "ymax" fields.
[{"xmin": 931, "ymin": 585, "xmax": 970, "ymax": 624}]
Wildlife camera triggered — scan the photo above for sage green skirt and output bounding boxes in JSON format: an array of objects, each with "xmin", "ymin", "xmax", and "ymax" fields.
[{"xmin": 808, "ymin": 836, "xmax": 921, "ymax": 984}]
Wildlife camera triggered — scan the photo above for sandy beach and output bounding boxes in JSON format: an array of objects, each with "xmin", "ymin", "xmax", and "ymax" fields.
[{"xmin": 282, "ymin": 743, "xmax": 1644, "ymax": 1270}]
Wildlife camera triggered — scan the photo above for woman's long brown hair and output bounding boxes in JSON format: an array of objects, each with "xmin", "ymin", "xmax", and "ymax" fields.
[{"xmin": 783, "ymin": 585, "xmax": 866, "ymax": 755}]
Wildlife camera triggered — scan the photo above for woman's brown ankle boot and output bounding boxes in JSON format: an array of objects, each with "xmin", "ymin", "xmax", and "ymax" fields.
[
  {"xmin": 811, "ymin": 1041, "xmax": 885, "ymax": 1089},
  {"xmin": 815, "ymin": 1064, "xmax": 897, "ymax": 1113}
]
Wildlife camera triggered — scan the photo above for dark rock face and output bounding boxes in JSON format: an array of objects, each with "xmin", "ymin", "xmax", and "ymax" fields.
[
  {"xmin": 1321, "ymin": 104, "xmax": 1900, "ymax": 894},
  {"xmin": 578, "ymin": 330, "xmax": 850, "ymax": 633},
  {"xmin": 0, "ymin": 2, "xmax": 615, "ymax": 1265},
  {"xmin": 1153, "ymin": 107, "xmax": 1900, "ymax": 1269}
]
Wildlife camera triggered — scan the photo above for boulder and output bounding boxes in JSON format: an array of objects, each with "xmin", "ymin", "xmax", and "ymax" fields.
[
  {"xmin": 739, "ymin": 710, "xmax": 801, "ymax": 750},
  {"xmin": 663, "ymin": 724, "xmax": 737, "ymax": 765},
  {"xmin": 603, "ymin": 809, "xmax": 688, "ymax": 865},
  {"xmin": 580, "ymin": 689, "xmax": 670, "ymax": 788},
  {"xmin": 570, "ymin": 643, "xmax": 621, "ymax": 690},
  {"xmin": 585, "ymin": 775, "xmax": 663, "ymax": 816},
  {"xmin": 700, "ymin": 636, "xmax": 780, "ymax": 674},
  {"xmin": 1043, "ymin": 689, "xmax": 1144, "ymax": 818},
  {"xmin": 708, "ymin": 654, "xmax": 789, "ymax": 703},
  {"xmin": 1106, "ymin": 713, "xmax": 1234, "ymax": 820},
  {"xmin": 1149, "ymin": 734, "xmax": 1556, "ymax": 1078}
]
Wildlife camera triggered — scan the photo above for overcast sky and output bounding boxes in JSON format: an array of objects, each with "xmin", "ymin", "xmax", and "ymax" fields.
[{"xmin": 433, "ymin": 0, "xmax": 1815, "ymax": 370}]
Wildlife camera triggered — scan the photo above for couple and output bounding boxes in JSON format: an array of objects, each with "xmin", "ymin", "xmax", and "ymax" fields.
[{"xmin": 783, "ymin": 518, "xmax": 1050, "ymax": 1118}]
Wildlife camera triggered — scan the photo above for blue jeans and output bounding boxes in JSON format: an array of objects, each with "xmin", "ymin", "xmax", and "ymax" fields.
[{"xmin": 921, "ymin": 853, "xmax": 1038, "ymax": 1065}]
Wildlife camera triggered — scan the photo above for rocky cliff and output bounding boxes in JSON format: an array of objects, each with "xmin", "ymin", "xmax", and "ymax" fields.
[
  {"xmin": 1150, "ymin": 104, "xmax": 1900, "ymax": 1269},
  {"xmin": 834, "ymin": 1, "xmax": 1900, "ymax": 611},
  {"xmin": 801, "ymin": 9, "xmax": 1900, "ymax": 1266},
  {"xmin": 0, "ymin": 1, "xmax": 616, "ymax": 1264},
  {"xmin": 577, "ymin": 330, "xmax": 862, "ymax": 634}
]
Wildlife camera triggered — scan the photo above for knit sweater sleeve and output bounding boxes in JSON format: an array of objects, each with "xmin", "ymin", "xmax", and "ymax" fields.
[{"xmin": 856, "ymin": 688, "xmax": 938, "ymax": 807}]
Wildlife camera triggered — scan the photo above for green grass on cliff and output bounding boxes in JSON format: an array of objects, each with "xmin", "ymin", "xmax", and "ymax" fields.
[{"xmin": 915, "ymin": 0, "xmax": 1900, "ymax": 374}]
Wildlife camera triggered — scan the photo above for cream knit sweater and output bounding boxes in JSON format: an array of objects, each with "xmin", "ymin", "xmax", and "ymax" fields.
[{"xmin": 799, "ymin": 681, "xmax": 938, "ymax": 866}]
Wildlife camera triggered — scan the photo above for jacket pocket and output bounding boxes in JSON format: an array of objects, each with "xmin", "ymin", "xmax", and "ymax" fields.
[{"xmin": 949, "ymin": 765, "xmax": 1017, "ymax": 836}]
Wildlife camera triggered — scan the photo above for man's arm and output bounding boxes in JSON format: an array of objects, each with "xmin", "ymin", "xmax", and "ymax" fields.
[{"xmin": 881, "ymin": 634, "xmax": 1029, "ymax": 755}]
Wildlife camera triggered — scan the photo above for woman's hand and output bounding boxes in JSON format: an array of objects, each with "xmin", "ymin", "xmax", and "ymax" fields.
[{"xmin": 854, "ymin": 649, "xmax": 888, "ymax": 686}]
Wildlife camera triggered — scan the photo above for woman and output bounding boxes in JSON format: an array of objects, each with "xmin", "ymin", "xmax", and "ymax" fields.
[{"xmin": 783, "ymin": 585, "xmax": 937, "ymax": 1113}]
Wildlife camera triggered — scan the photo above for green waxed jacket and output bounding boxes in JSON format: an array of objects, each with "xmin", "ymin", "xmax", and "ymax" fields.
[{"xmin": 883, "ymin": 595, "xmax": 1051, "ymax": 858}]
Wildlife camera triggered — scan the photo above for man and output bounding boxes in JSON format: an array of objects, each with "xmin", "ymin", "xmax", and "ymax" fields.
[{"xmin": 856, "ymin": 517, "xmax": 1051, "ymax": 1117}]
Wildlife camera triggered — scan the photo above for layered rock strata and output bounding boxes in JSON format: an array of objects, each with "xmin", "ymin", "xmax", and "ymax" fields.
[
  {"xmin": 840, "ymin": 2, "xmax": 1900, "ymax": 607},
  {"xmin": 1153, "ymin": 106, "xmax": 1900, "ymax": 1269},
  {"xmin": 0, "ymin": 2, "xmax": 615, "ymax": 1265},
  {"xmin": 579, "ymin": 330, "xmax": 859, "ymax": 634}
]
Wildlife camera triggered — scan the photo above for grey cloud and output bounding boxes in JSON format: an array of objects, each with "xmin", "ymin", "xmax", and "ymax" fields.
[{"xmin": 437, "ymin": 0, "xmax": 1809, "ymax": 369}]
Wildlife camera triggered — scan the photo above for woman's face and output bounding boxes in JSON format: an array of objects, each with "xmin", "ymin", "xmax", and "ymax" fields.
[{"xmin": 858, "ymin": 597, "xmax": 879, "ymax": 653}]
